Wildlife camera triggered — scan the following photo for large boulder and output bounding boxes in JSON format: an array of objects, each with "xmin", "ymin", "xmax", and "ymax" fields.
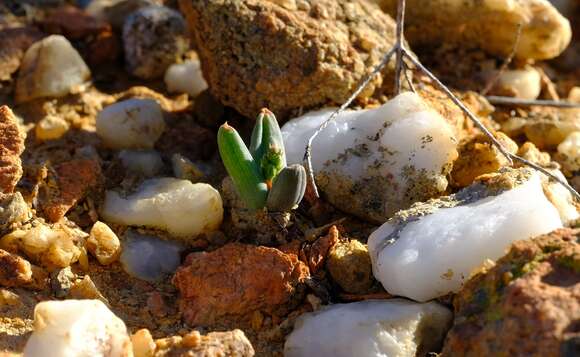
[{"xmin": 178, "ymin": 0, "xmax": 399, "ymax": 118}]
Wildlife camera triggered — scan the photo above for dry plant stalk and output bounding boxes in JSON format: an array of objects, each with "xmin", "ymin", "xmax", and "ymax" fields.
[{"xmin": 303, "ymin": 0, "xmax": 580, "ymax": 202}]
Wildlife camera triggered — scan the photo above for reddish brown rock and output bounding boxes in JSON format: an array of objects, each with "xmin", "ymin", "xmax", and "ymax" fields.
[
  {"xmin": 41, "ymin": 158, "xmax": 102, "ymax": 222},
  {"xmin": 441, "ymin": 228, "xmax": 580, "ymax": 357},
  {"xmin": 154, "ymin": 329, "xmax": 255, "ymax": 356},
  {"xmin": 0, "ymin": 249, "xmax": 32, "ymax": 288},
  {"xmin": 0, "ymin": 106, "xmax": 25, "ymax": 194},
  {"xmin": 179, "ymin": 0, "xmax": 398, "ymax": 118},
  {"xmin": 0, "ymin": 27, "xmax": 45, "ymax": 81},
  {"xmin": 173, "ymin": 243, "xmax": 309, "ymax": 325}
]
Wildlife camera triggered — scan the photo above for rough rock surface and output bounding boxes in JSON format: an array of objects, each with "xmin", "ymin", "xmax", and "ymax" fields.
[
  {"xmin": 154, "ymin": 329, "xmax": 255, "ymax": 356},
  {"xmin": 376, "ymin": 0, "xmax": 572, "ymax": 60},
  {"xmin": 327, "ymin": 238, "xmax": 374, "ymax": 294},
  {"xmin": 179, "ymin": 0, "xmax": 399, "ymax": 118},
  {"xmin": 442, "ymin": 228, "xmax": 580, "ymax": 357},
  {"xmin": 40, "ymin": 158, "xmax": 102, "ymax": 222},
  {"xmin": 173, "ymin": 242, "xmax": 309, "ymax": 325},
  {"xmin": 0, "ymin": 249, "xmax": 32, "ymax": 288},
  {"xmin": 451, "ymin": 132, "xmax": 518, "ymax": 188},
  {"xmin": 0, "ymin": 106, "xmax": 25, "ymax": 194}
]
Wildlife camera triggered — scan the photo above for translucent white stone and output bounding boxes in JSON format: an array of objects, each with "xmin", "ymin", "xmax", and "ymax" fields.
[
  {"xmin": 284, "ymin": 299, "xmax": 452, "ymax": 357},
  {"xmin": 541, "ymin": 168, "xmax": 579, "ymax": 224},
  {"xmin": 96, "ymin": 98, "xmax": 166, "ymax": 150},
  {"xmin": 101, "ymin": 178, "xmax": 223, "ymax": 238},
  {"xmin": 16, "ymin": 35, "xmax": 91, "ymax": 103},
  {"xmin": 23, "ymin": 299, "xmax": 131, "ymax": 357},
  {"xmin": 119, "ymin": 231, "xmax": 182, "ymax": 281},
  {"xmin": 368, "ymin": 172, "xmax": 563, "ymax": 302},
  {"xmin": 557, "ymin": 131, "xmax": 580, "ymax": 171},
  {"xmin": 119, "ymin": 150, "xmax": 164, "ymax": 177},
  {"xmin": 494, "ymin": 67, "xmax": 541, "ymax": 100},
  {"xmin": 164, "ymin": 59, "xmax": 208, "ymax": 97},
  {"xmin": 282, "ymin": 92, "xmax": 458, "ymax": 223}
]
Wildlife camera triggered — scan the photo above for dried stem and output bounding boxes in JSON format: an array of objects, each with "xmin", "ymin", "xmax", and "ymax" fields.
[
  {"xmin": 402, "ymin": 47, "xmax": 514, "ymax": 166},
  {"xmin": 486, "ymin": 96, "xmax": 580, "ymax": 108},
  {"xmin": 403, "ymin": 61, "xmax": 416, "ymax": 93},
  {"xmin": 404, "ymin": 48, "xmax": 580, "ymax": 201},
  {"xmin": 393, "ymin": 0, "xmax": 406, "ymax": 94},
  {"xmin": 480, "ymin": 23, "xmax": 522, "ymax": 96},
  {"xmin": 302, "ymin": 47, "xmax": 397, "ymax": 197}
]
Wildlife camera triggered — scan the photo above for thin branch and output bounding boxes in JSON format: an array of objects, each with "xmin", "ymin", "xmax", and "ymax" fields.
[
  {"xmin": 510, "ymin": 155, "xmax": 580, "ymax": 201},
  {"xmin": 403, "ymin": 61, "xmax": 416, "ymax": 93},
  {"xmin": 402, "ymin": 48, "xmax": 514, "ymax": 166},
  {"xmin": 393, "ymin": 0, "xmax": 406, "ymax": 95},
  {"xmin": 404, "ymin": 48, "xmax": 580, "ymax": 201},
  {"xmin": 480, "ymin": 23, "xmax": 522, "ymax": 96},
  {"xmin": 486, "ymin": 96, "xmax": 580, "ymax": 108},
  {"xmin": 302, "ymin": 47, "xmax": 397, "ymax": 198}
]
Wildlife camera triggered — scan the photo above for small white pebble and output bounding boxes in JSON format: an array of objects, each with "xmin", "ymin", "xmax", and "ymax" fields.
[
  {"xmin": 164, "ymin": 59, "xmax": 208, "ymax": 98},
  {"xmin": 96, "ymin": 98, "xmax": 166, "ymax": 150},
  {"xmin": 558, "ymin": 131, "xmax": 580, "ymax": 171},
  {"xmin": 494, "ymin": 67, "xmax": 542, "ymax": 100},
  {"xmin": 35, "ymin": 115, "xmax": 70, "ymax": 141},
  {"xmin": 119, "ymin": 150, "xmax": 164, "ymax": 177},
  {"xmin": 171, "ymin": 153, "xmax": 203, "ymax": 181},
  {"xmin": 285, "ymin": 299, "xmax": 452, "ymax": 357},
  {"xmin": 16, "ymin": 35, "xmax": 91, "ymax": 103},
  {"xmin": 87, "ymin": 221, "xmax": 121, "ymax": 265},
  {"xmin": 23, "ymin": 299, "xmax": 132, "ymax": 357},
  {"xmin": 101, "ymin": 178, "xmax": 223, "ymax": 238}
]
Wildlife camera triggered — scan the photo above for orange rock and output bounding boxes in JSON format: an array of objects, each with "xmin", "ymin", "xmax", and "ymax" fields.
[
  {"xmin": 0, "ymin": 106, "xmax": 25, "ymax": 194},
  {"xmin": 155, "ymin": 329, "xmax": 255, "ymax": 356},
  {"xmin": 173, "ymin": 243, "xmax": 309, "ymax": 325},
  {"xmin": 0, "ymin": 249, "xmax": 32, "ymax": 287},
  {"xmin": 41, "ymin": 158, "xmax": 102, "ymax": 222},
  {"xmin": 302, "ymin": 226, "xmax": 339, "ymax": 274}
]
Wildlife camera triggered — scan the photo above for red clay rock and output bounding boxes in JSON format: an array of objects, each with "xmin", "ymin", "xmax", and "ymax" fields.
[
  {"xmin": 41, "ymin": 158, "xmax": 102, "ymax": 222},
  {"xmin": 173, "ymin": 243, "xmax": 309, "ymax": 325},
  {"xmin": 441, "ymin": 228, "xmax": 580, "ymax": 357},
  {"xmin": 0, "ymin": 106, "xmax": 25, "ymax": 194},
  {"xmin": 0, "ymin": 249, "xmax": 32, "ymax": 288}
]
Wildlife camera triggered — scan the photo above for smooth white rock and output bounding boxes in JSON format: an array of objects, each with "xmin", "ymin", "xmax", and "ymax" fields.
[
  {"xmin": 541, "ymin": 168, "xmax": 579, "ymax": 224},
  {"xmin": 119, "ymin": 150, "xmax": 164, "ymax": 177},
  {"xmin": 23, "ymin": 299, "xmax": 131, "ymax": 357},
  {"xmin": 557, "ymin": 131, "xmax": 580, "ymax": 172},
  {"xmin": 96, "ymin": 98, "xmax": 165, "ymax": 149},
  {"xmin": 494, "ymin": 67, "xmax": 542, "ymax": 100},
  {"xmin": 120, "ymin": 230, "xmax": 183, "ymax": 281},
  {"xmin": 284, "ymin": 299, "xmax": 452, "ymax": 357},
  {"xmin": 164, "ymin": 59, "xmax": 208, "ymax": 97},
  {"xmin": 282, "ymin": 92, "xmax": 458, "ymax": 223},
  {"xmin": 368, "ymin": 172, "xmax": 563, "ymax": 302},
  {"xmin": 16, "ymin": 35, "xmax": 91, "ymax": 103},
  {"xmin": 101, "ymin": 178, "xmax": 223, "ymax": 238}
]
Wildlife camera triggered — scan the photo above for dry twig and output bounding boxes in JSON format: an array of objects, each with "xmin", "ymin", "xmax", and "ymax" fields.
[
  {"xmin": 480, "ymin": 23, "xmax": 522, "ymax": 96},
  {"xmin": 486, "ymin": 96, "xmax": 580, "ymax": 108}
]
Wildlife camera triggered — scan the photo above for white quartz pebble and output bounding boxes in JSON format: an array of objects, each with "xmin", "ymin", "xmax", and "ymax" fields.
[
  {"xmin": 16, "ymin": 35, "xmax": 91, "ymax": 103},
  {"xmin": 284, "ymin": 299, "xmax": 452, "ymax": 357},
  {"xmin": 120, "ymin": 230, "xmax": 183, "ymax": 281},
  {"xmin": 101, "ymin": 178, "xmax": 223, "ymax": 238},
  {"xmin": 493, "ymin": 67, "xmax": 542, "ymax": 100},
  {"xmin": 119, "ymin": 150, "xmax": 164, "ymax": 177},
  {"xmin": 164, "ymin": 59, "xmax": 208, "ymax": 97},
  {"xmin": 23, "ymin": 299, "xmax": 131, "ymax": 357},
  {"xmin": 368, "ymin": 171, "xmax": 563, "ymax": 302},
  {"xmin": 96, "ymin": 98, "xmax": 165, "ymax": 149},
  {"xmin": 282, "ymin": 92, "xmax": 458, "ymax": 223},
  {"xmin": 557, "ymin": 131, "xmax": 580, "ymax": 172}
]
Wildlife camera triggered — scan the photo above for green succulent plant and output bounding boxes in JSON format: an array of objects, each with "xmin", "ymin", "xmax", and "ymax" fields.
[{"xmin": 218, "ymin": 109, "xmax": 306, "ymax": 211}]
